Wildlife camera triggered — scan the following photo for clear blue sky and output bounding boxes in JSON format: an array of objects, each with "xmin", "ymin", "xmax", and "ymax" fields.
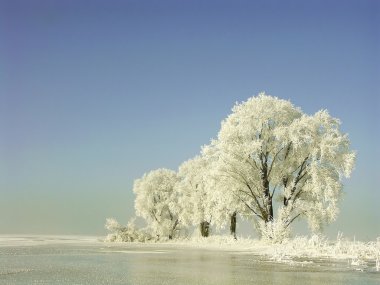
[{"xmin": 1, "ymin": 0, "xmax": 379, "ymax": 239}]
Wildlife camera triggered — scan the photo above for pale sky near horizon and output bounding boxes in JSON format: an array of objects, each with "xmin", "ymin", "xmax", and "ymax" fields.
[{"xmin": 1, "ymin": 0, "xmax": 379, "ymax": 239}]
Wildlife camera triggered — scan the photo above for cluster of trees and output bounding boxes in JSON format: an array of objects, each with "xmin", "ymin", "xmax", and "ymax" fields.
[{"xmin": 107, "ymin": 94, "xmax": 355, "ymax": 242}]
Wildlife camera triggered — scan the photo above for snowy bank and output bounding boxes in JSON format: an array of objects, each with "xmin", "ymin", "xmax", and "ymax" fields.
[{"xmin": 104, "ymin": 234, "xmax": 380, "ymax": 271}]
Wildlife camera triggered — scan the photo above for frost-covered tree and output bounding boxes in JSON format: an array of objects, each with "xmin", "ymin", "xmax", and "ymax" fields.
[
  {"xmin": 175, "ymin": 156, "xmax": 214, "ymax": 237},
  {"xmin": 201, "ymin": 145, "xmax": 246, "ymax": 239},
  {"xmin": 210, "ymin": 93, "xmax": 355, "ymax": 241},
  {"xmin": 176, "ymin": 155, "xmax": 236, "ymax": 237},
  {"xmin": 133, "ymin": 168, "xmax": 180, "ymax": 240}
]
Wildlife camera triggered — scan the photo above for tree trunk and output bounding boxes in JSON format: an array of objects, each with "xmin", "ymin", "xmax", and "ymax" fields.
[
  {"xmin": 230, "ymin": 211, "xmax": 237, "ymax": 240},
  {"xmin": 260, "ymin": 152, "xmax": 273, "ymax": 222},
  {"xmin": 200, "ymin": 221, "xmax": 210, "ymax": 237},
  {"xmin": 268, "ymin": 197, "xmax": 273, "ymax": 222},
  {"xmin": 168, "ymin": 218, "xmax": 179, "ymax": 240}
]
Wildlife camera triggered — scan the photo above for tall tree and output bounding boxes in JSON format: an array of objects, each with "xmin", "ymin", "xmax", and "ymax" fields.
[
  {"xmin": 210, "ymin": 93, "xmax": 355, "ymax": 241},
  {"xmin": 133, "ymin": 168, "xmax": 180, "ymax": 240}
]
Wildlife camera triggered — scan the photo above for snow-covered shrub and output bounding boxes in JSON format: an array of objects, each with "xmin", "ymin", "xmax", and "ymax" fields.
[
  {"xmin": 258, "ymin": 219, "xmax": 290, "ymax": 243},
  {"xmin": 265, "ymin": 233, "xmax": 380, "ymax": 268},
  {"xmin": 104, "ymin": 218, "xmax": 152, "ymax": 242}
]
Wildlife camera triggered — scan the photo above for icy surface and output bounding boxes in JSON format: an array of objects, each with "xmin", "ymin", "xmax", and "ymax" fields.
[{"xmin": 0, "ymin": 235, "xmax": 379, "ymax": 285}]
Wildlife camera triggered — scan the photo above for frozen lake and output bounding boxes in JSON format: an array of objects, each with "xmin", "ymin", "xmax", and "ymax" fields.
[{"xmin": 0, "ymin": 236, "xmax": 379, "ymax": 285}]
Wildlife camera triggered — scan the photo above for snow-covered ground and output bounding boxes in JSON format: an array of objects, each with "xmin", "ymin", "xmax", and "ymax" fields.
[
  {"xmin": 1, "ymin": 234, "xmax": 378, "ymax": 268},
  {"xmin": 1, "ymin": 235, "xmax": 379, "ymax": 284},
  {"xmin": 103, "ymin": 233, "xmax": 380, "ymax": 272}
]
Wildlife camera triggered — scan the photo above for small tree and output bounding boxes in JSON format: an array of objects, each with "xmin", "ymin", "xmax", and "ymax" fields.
[
  {"xmin": 211, "ymin": 93, "xmax": 355, "ymax": 241},
  {"xmin": 133, "ymin": 168, "xmax": 180, "ymax": 240}
]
